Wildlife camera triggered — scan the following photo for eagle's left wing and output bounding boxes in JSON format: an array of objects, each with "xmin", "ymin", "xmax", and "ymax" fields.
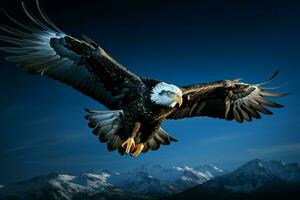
[
  {"xmin": 167, "ymin": 71, "xmax": 288, "ymax": 122},
  {"xmin": 0, "ymin": 0, "xmax": 141, "ymax": 110}
]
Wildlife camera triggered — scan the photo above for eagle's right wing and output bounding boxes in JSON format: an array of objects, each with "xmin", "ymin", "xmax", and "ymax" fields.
[
  {"xmin": 167, "ymin": 71, "xmax": 288, "ymax": 122},
  {"xmin": 0, "ymin": 0, "xmax": 140, "ymax": 110}
]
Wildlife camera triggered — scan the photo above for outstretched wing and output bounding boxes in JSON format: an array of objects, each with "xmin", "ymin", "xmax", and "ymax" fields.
[
  {"xmin": 167, "ymin": 71, "xmax": 288, "ymax": 122},
  {"xmin": 0, "ymin": 0, "xmax": 140, "ymax": 110}
]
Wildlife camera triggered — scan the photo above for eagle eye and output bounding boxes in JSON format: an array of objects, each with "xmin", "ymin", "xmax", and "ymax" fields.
[
  {"xmin": 159, "ymin": 90, "xmax": 175, "ymax": 96},
  {"xmin": 159, "ymin": 90, "xmax": 168, "ymax": 95}
]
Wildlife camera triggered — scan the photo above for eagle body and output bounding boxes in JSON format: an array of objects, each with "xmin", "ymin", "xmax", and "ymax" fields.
[
  {"xmin": 0, "ymin": 0, "xmax": 288, "ymax": 157},
  {"xmin": 65, "ymin": 35, "xmax": 177, "ymax": 153}
]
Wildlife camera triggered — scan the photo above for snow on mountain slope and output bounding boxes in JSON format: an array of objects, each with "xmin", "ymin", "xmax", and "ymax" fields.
[
  {"xmin": 0, "ymin": 172, "xmax": 152, "ymax": 200},
  {"xmin": 0, "ymin": 163, "xmax": 223, "ymax": 199},
  {"xmin": 166, "ymin": 159, "xmax": 300, "ymax": 200},
  {"xmin": 204, "ymin": 159, "xmax": 300, "ymax": 192},
  {"xmin": 2, "ymin": 160, "xmax": 298, "ymax": 200},
  {"xmin": 112, "ymin": 164, "xmax": 224, "ymax": 196},
  {"xmin": 194, "ymin": 164, "xmax": 225, "ymax": 178}
]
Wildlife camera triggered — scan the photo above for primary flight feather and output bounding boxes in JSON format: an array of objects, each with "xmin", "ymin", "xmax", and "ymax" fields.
[{"xmin": 0, "ymin": 0, "xmax": 288, "ymax": 157}]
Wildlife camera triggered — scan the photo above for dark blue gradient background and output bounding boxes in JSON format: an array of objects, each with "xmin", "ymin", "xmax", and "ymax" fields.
[{"xmin": 0, "ymin": 0, "xmax": 299, "ymax": 184}]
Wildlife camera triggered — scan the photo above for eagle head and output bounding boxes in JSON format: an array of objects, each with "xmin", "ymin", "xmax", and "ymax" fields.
[{"xmin": 150, "ymin": 82, "xmax": 183, "ymax": 108}]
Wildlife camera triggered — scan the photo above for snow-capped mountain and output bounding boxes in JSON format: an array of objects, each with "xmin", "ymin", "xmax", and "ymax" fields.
[
  {"xmin": 3, "ymin": 159, "xmax": 298, "ymax": 200},
  {"xmin": 0, "ymin": 172, "xmax": 152, "ymax": 200},
  {"xmin": 0, "ymin": 163, "xmax": 223, "ymax": 200},
  {"xmin": 194, "ymin": 164, "xmax": 225, "ymax": 178},
  {"xmin": 113, "ymin": 164, "xmax": 225, "ymax": 196},
  {"xmin": 215, "ymin": 159, "xmax": 300, "ymax": 192},
  {"xmin": 167, "ymin": 159, "xmax": 300, "ymax": 200}
]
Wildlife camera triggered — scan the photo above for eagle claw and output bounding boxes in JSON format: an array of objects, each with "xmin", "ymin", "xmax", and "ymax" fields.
[
  {"xmin": 121, "ymin": 137, "xmax": 135, "ymax": 154},
  {"xmin": 131, "ymin": 144, "xmax": 144, "ymax": 157}
]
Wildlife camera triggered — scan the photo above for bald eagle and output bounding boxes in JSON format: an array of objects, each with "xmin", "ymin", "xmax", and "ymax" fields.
[{"xmin": 0, "ymin": 0, "xmax": 287, "ymax": 157}]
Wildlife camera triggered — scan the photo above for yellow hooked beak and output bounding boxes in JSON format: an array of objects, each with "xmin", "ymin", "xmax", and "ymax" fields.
[{"xmin": 174, "ymin": 94, "xmax": 183, "ymax": 107}]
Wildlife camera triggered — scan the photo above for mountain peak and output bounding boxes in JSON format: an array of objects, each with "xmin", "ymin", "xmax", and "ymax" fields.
[
  {"xmin": 1, "ymin": 160, "xmax": 300, "ymax": 200},
  {"xmin": 235, "ymin": 159, "xmax": 300, "ymax": 180},
  {"xmin": 194, "ymin": 164, "xmax": 225, "ymax": 178},
  {"xmin": 213, "ymin": 159, "xmax": 300, "ymax": 193},
  {"xmin": 168, "ymin": 160, "xmax": 300, "ymax": 200},
  {"xmin": 0, "ymin": 163, "xmax": 225, "ymax": 199},
  {"xmin": 246, "ymin": 158, "xmax": 264, "ymax": 166}
]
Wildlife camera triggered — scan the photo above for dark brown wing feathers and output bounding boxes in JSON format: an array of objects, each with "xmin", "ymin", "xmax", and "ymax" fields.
[
  {"xmin": 0, "ymin": 0, "xmax": 140, "ymax": 110},
  {"xmin": 167, "ymin": 71, "xmax": 287, "ymax": 123}
]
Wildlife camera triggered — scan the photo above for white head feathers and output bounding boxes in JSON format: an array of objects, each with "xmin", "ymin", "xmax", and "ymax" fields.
[{"xmin": 150, "ymin": 82, "xmax": 183, "ymax": 108}]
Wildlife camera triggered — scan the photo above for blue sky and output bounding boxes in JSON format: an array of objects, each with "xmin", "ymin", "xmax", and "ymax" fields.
[{"xmin": 0, "ymin": 0, "xmax": 299, "ymax": 184}]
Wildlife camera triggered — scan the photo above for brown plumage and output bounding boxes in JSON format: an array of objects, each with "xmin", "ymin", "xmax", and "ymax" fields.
[
  {"xmin": 0, "ymin": 0, "xmax": 288, "ymax": 157},
  {"xmin": 167, "ymin": 70, "xmax": 288, "ymax": 123}
]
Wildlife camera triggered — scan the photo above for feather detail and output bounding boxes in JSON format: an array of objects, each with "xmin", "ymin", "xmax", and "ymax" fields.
[
  {"xmin": 85, "ymin": 109, "xmax": 124, "ymax": 151},
  {"xmin": 167, "ymin": 71, "xmax": 287, "ymax": 123}
]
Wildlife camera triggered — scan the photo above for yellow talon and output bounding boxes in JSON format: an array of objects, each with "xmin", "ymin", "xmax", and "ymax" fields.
[
  {"xmin": 121, "ymin": 137, "xmax": 135, "ymax": 154},
  {"xmin": 131, "ymin": 144, "xmax": 144, "ymax": 157}
]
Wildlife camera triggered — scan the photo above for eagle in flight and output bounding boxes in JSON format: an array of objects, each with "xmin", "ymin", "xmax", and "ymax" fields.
[{"xmin": 0, "ymin": 0, "xmax": 287, "ymax": 157}]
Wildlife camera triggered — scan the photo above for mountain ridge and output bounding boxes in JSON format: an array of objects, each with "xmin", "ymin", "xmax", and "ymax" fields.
[
  {"xmin": 1, "ymin": 159, "xmax": 300, "ymax": 200},
  {"xmin": 166, "ymin": 159, "xmax": 300, "ymax": 200},
  {"xmin": 0, "ymin": 163, "xmax": 223, "ymax": 200}
]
